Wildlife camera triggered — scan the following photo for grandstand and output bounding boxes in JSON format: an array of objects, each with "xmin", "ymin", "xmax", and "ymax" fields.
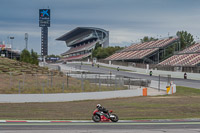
[
  {"xmin": 56, "ymin": 27, "xmax": 109, "ymax": 61},
  {"xmin": 0, "ymin": 43, "xmax": 20, "ymax": 60},
  {"xmin": 105, "ymin": 37, "xmax": 178, "ymax": 64},
  {"xmin": 159, "ymin": 43, "xmax": 200, "ymax": 66}
]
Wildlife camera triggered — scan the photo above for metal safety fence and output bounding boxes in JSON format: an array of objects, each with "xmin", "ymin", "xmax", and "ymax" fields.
[{"xmin": 0, "ymin": 72, "xmax": 150, "ymax": 94}]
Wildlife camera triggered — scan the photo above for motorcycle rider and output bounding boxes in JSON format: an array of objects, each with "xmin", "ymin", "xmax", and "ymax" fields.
[{"xmin": 96, "ymin": 104, "xmax": 110, "ymax": 118}]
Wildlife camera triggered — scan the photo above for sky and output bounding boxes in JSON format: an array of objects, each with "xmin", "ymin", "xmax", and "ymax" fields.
[{"xmin": 0, "ymin": 0, "xmax": 200, "ymax": 55}]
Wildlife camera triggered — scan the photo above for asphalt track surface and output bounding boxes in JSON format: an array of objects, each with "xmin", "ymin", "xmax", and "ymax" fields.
[
  {"xmin": 67, "ymin": 63, "xmax": 200, "ymax": 89},
  {"xmin": 1, "ymin": 121, "xmax": 200, "ymax": 133}
]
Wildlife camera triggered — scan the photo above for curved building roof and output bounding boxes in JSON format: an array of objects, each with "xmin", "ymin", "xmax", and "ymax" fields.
[
  {"xmin": 56, "ymin": 27, "xmax": 108, "ymax": 42},
  {"xmin": 57, "ymin": 27, "xmax": 109, "ymax": 58}
]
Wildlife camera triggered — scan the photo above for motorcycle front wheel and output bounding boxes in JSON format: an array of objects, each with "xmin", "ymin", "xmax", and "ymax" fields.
[
  {"xmin": 92, "ymin": 115, "xmax": 101, "ymax": 122},
  {"xmin": 110, "ymin": 114, "xmax": 118, "ymax": 122}
]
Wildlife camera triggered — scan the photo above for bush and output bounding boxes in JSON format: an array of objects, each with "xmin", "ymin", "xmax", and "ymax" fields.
[{"xmin": 20, "ymin": 49, "xmax": 38, "ymax": 65}]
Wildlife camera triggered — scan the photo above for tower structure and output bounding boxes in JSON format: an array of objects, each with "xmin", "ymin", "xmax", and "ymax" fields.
[
  {"xmin": 39, "ymin": 9, "xmax": 50, "ymax": 57},
  {"xmin": 25, "ymin": 33, "xmax": 28, "ymax": 50}
]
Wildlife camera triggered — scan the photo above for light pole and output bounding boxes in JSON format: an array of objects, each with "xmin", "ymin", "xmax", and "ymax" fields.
[
  {"xmin": 10, "ymin": 37, "xmax": 14, "ymax": 59},
  {"xmin": 25, "ymin": 33, "xmax": 28, "ymax": 50}
]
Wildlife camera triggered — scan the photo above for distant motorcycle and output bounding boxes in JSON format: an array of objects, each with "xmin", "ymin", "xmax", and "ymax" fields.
[{"xmin": 92, "ymin": 109, "xmax": 119, "ymax": 122}]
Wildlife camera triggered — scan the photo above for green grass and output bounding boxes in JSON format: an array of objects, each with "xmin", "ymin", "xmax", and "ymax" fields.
[
  {"xmin": 174, "ymin": 86, "xmax": 200, "ymax": 96},
  {"xmin": 0, "ymin": 86, "xmax": 200, "ymax": 120}
]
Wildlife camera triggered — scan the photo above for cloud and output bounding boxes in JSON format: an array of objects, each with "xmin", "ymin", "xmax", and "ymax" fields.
[{"xmin": 1, "ymin": 0, "xmax": 200, "ymax": 55}]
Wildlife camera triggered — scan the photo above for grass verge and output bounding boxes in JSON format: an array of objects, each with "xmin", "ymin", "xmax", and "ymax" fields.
[{"xmin": 0, "ymin": 86, "xmax": 200, "ymax": 120}]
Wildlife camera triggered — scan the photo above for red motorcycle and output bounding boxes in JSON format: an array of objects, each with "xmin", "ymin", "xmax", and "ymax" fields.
[{"xmin": 92, "ymin": 109, "xmax": 119, "ymax": 122}]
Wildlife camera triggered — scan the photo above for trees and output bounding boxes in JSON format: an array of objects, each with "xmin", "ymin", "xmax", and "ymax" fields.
[
  {"xmin": 20, "ymin": 49, "xmax": 38, "ymax": 65},
  {"xmin": 91, "ymin": 42, "xmax": 101, "ymax": 58},
  {"xmin": 31, "ymin": 49, "xmax": 39, "ymax": 65},
  {"xmin": 176, "ymin": 31, "xmax": 195, "ymax": 51},
  {"xmin": 161, "ymin": 31, "xmax": 195, "ymax": 61},
  {"xmin": 92, "ymin": 43, "xmax": 123, "ymax": 59},
  {"xmin": 140, "ymin": 36, "xmax": 158, "ymax": 43},
  {"xmin": 20, "ymin": 49, "xmax": 31, "ymax": 63},
  {"xmin": 46, "ymin": 54, "xmax": 60, "ymax": 58}
]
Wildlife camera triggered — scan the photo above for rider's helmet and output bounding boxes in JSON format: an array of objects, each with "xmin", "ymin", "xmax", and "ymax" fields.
[{"xmin": 96, "ymin": 104, "xmax": 101, "ymax": 108}]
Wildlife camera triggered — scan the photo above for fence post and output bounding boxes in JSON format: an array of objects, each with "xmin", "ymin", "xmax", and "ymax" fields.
[
  {"xmin": 18, "ymin": 81, "xmax": 21, "ymax": 94},
  {"xmin": 51, "ymin": 72, "xmax": 53, "ymax": 88},
  {"xmin": 168, "ymin": 75, "xmax": 171, "ymax": 84},
  {"xmin": 107, "ymin": 76, "xmax": 108, "ymax": 87},
  {"xmin": 35, "ymin": 74, "xmax": 38, "ymax": 88},
  {"xmin": 62, "ymin": 80, "xmax": 65, "ymax": 93},
  {"xmin": 95, "ymin": 74, "xmax": 97, "ymax": 87},
  {"xmin": 81, "ymin": 72, "xmax": 84, "ymax": 92},
  {"xmin": 23, "ymin": 73, "xmax": 25, "ymax": 89},
  {"xmin": 99, "ymin": 74, "xmax": 101, "ymax": 91},
  {"xmin": 42, "ymin": 82, "xmax": 45, "ymax": 94},
  {"xmin": 66, "ymin": 72, "xmax": 69, "ymax": 88},
  {"xmin": 122, "ymin": 76, "xmax": 124, "ymax": 86},
  {"xmin": 47, "ymin": 73, "xmax": 49, "ymax": 87},
  {"xmin": 110, "ymin": 71, "xmax": 112, "ymax": 87},
  {"xmin": 129, "ymin": 78, "xmax": 131, "ymax": 90},
  {"xmin": 115, "ymin": 76, "xmax": 117, "ymax": 90},
  {"xmin": 145, "ymin": 79, "xmax": 148, "ymax": 87},
  {"xmin": 158, "ymin": 75, "xmax": 160, "ymax": 91},
  {"xmin": 9, "ymin": 72, "xmax": 12, "ymax": 89}
]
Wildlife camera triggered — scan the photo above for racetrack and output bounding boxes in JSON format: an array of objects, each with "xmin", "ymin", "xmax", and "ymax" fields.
[
  {"xmin": 1, "ymin": 121, "xmax": 200, "ymax": 133},
  {"xmin": 65, "ymin": 63, "xmax": 200, "ymax": 89}
]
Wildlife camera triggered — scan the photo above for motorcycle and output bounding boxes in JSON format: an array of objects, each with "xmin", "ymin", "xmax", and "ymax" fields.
[{"xmin": 92, "ymin": 109, "xmax": 119, "ymax": 122}]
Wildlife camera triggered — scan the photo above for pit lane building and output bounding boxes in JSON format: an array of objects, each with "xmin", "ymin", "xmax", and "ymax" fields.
[
  {"xmin": 56, "ymin": 27, "xmax": 109, "ymax": 61},
  {"xmin": 0, "ymin": 43, "xmax": 20, "ymax": 60}
]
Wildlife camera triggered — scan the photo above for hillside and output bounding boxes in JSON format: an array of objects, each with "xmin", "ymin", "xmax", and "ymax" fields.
[
  {"xmin": 0, "ymin": 56, "xmax": 60, "ymax": 75},
  {"xmin": 0, "ymin": 57, "xmax": 125, "ymax": 94}
]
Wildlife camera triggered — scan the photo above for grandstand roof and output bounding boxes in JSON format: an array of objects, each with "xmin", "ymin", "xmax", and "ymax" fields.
[
  {"xmin": 56, "ymin": 27, "xmax": 108, "ymax": 41},
  {"xmin": 57, "ymin": 27, "xmax": 109, "ymax": 61},
  {"xmin": 105, "ymin": 37, "xmax": 178, "ymax": 61},
  {"xmin": 159, "ymin": 43, "xmax": 200, "ymax": 66}
]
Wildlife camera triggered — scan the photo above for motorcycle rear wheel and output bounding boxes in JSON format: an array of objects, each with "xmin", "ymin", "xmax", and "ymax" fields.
[
  {"xmin": 110, "ymin": 114, "xmax": 118, "ymax": 122},
  {"xmin": 92, "ymin": 115, "xmax": 101, "ymax": 122}
]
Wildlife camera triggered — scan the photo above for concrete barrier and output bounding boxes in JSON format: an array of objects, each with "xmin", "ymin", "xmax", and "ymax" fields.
[
  {"xmin": 0, "ymin": 89, "xmax": 144, "ymax": 103},
  {"xmin": 150, "ymin": 80, "xmax": 176, "ymax": 94}
]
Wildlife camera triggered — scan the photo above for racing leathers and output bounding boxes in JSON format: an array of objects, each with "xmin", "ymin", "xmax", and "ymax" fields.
[{"xmin": 97, "ymin": 106, "xmax": 110, "ymax": 118}]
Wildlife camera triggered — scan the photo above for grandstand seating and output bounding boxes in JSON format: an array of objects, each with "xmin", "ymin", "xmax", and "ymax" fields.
[
  {"xmin": 68, "ymin": 33, "xmax": 93, "ymax": 46},
  {"xmin": 179, "ymin": 43, "xmax": 200, "ymax": 53},
  {"xmin": 61, "ymin": 53, "xmax": 90, "ymax": 61},
  {"xmin": 105, "ymin": 37, "xmax": 178, "ymax": 61},
  {"xmin": 159, "ymin": 43, "xmax": 200, "ymax": 66},
  {"xmin": 61, "ymin": 41, "xmax": 97, "ymax": 56}
]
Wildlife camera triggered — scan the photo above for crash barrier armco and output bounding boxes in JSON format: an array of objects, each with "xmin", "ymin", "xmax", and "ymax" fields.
[{"xmin": 68, "ymin": 73, "xmax": 150, "ymax": 87}]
